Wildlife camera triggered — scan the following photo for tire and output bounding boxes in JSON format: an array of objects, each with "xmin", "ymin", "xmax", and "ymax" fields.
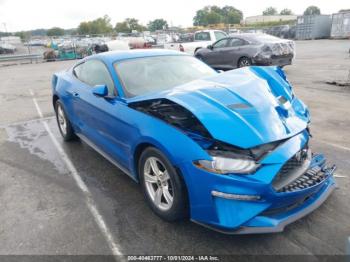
[
  {"xmin": 196, "ymin": 54, "xmax": 204, "ymax": 61},
  {"xmin": 194, "ymin": 47, "xmax": 201, "ymax": 54},
  {"xmin": 138, "ymin": 147, "xmax": 188, "ymax": 221},
  {"xmin": 55, "ymin": 100, "xmax": 77, "ymax": 141},
  {"xmin": 238, "ymin": 57, "xmax": 252, "ymax": 68}
]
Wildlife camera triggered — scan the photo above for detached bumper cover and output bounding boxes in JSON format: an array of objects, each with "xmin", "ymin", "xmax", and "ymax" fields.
[
  {"xmin": 253, "ymin": 55, "xmax": 293, "ymax": 67},
  {"xmin": 186, "ymin": 141, "xmax": 336, "ymax": 234},
  {"xmin": 194, "ymin": 176, "xmax": 335, "ymax": 234},
  {"xmin": 233, "ymin": 176, "xmax": 335, "ymax": 234}
]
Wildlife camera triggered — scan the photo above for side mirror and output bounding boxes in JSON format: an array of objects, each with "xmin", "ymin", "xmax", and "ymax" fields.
[
  {"xmin": 207, "ymin": 45, "xmax": 213, "ymax": 50},
  {"xmin": 92, "ymin": 84, "xmax": 108, "ymax": 97}
]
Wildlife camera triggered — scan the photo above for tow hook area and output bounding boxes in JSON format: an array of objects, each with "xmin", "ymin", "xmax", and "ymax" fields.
[{"xmin": 325, "ymin": 165, "xmax": 337, "ymax": 175}]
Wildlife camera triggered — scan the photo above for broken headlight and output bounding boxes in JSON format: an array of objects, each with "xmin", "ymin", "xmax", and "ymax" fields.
[{"xmin": 194, "ymin": 151, "xmax": 260, "ymax": 175}]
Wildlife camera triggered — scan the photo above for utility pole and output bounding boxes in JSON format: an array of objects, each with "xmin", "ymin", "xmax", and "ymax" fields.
[
  {"xmin": 3, "ymin": 22, "xmax": 8, "ymax": 34},
  {"xmin": 2, "ymin": 23, "xmax": 8, "ymax": 44}
]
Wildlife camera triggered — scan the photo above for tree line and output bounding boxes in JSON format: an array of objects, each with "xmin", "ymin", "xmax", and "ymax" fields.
[
  {"xmin": 5, "ymin": 5, "xmax": 327, "ymax": 38},
  {"xmin": 74, "ymin": 5, "xmax": 322, "ymax": 35},
  {"xmin": 262, "ymin": 5, "xmax": 321, "ymax": 16},
  {"xmin": 75, "ymin": 15, "xmax": 169, "ymax": 35}
]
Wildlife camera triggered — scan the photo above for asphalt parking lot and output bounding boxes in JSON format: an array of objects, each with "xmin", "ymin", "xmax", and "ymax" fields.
[{"xmin": 0, "ymin": 40, "xmax": 350, "ymax": 257}]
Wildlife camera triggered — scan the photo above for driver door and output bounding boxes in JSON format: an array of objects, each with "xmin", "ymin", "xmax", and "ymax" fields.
[
  {"xmin": 204, "ymin": 38, "xmax": 230, "ymax": 69},
  {"xmin": 70, "ymin": 59, "xmax": 129, "ymax": 168},
  {"xmin": 226, "ymin": 38, "xmax": 249, "ymax": 68}
]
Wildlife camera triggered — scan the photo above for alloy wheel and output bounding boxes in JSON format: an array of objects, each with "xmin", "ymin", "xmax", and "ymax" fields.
[
  {"xmin": 239, "ymin": 58, "xmax": 251, "ymax": 67},
  {"xmin": 144, "ymin": 157, "xmax": 174, "ymax": 211},
  {"xmin": 57, "ymin": 104, "xmax": 67, "ymax": 136}
]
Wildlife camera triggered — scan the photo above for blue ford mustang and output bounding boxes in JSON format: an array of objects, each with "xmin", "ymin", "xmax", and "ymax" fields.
[{"xmin": 52, "ymin": 49, "xmax": 336, "ymax": 234}]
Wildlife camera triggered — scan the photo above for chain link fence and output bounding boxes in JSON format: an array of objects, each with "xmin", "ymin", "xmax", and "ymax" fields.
[{"xmin": 0, "ymin": 33, "xmax": 162, "ymax": 66}]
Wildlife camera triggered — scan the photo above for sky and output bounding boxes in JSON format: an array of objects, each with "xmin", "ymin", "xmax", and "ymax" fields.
[{"xmin": 0, "ymin": 0, "xmax": 348, "ymax": 32}]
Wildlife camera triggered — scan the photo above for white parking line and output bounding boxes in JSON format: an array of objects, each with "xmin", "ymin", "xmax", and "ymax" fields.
[
  {"xmin": 29, "ymin": 89, "xmax": 124, "ymax": 259},
  {"xmin": 318, "ymin": 140, "xmax": 350, "ymax": 152}
]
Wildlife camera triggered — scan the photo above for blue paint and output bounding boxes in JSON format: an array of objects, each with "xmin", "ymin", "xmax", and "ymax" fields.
[{"xmin": 52, "ymin": 50, "xmax": 336, "ymax": 233}]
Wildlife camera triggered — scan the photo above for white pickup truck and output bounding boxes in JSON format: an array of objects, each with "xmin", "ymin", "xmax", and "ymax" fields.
[{"xmin": 164, "ymin": 30, "xmax": 228, "ymax": 55}]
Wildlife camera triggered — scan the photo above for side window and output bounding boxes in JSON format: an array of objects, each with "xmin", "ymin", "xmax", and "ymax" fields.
[
  {"xmin": 194, "ymin": 32, "xmax": 211, "ymax": 41},
  {"xmin": 213, "ymin": 38, "xmax": 229, "ymax": 49},
  {"xmin": 214, "ymin": 31, "xmax": 227, "ymax": 41},
  {"xmin": 74, "ymin": 60, "xmax": 115, "ymax": 96},
  {"xmin": 229, "ymin": 38, "xmax": 246, "ymax": 47},
  {"xmin": 73, "ymin": 63, "xmax": 84, "ymax": 79}
]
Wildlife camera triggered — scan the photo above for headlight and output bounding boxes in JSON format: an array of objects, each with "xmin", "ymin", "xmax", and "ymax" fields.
[{"xmin": 194, "ymin": 153, "xmax": 260, "ymax": 175}]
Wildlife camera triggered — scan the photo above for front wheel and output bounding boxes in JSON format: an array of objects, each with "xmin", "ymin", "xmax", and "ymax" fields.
[
  {"xmin": 238, "ymin": 57, "xmax": 252, "ymax": 68},
  {"xmin": 195, "ymin": 54, "xmax": 203, "ymax": 61},
  {"xmin": 139, "ymin": 147, "xmax": 188, "ymax": 221}
]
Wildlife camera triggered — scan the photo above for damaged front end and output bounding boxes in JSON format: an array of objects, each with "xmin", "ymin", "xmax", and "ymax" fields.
[
  {"xmin": 253, "ymin": 40, "xmax": 295, "ymax": 67},
  {"xmin": 128, "ymin": 66, "xmax": 336, "ymax": 233}
]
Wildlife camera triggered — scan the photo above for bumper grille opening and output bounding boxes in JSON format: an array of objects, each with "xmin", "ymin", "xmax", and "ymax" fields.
[
  {"xmin": 262, "ymin": 195, "xmax": 312, "ymax": 215},
  {"xmin": 272, "ymin": 145, "xmax": 330, "ymax": 193},
  {"xmin": 277, "ymin": 166, "xmax": 328, "ymax": 193}
]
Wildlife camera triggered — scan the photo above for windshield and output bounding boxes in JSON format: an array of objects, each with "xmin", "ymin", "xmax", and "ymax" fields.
[{"xmin": 114, "ymin": 55, "xmax": 217, "ymax": 97}]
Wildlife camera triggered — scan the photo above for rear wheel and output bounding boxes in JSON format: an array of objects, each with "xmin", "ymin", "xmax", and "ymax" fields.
[
  {"xmin": 139, "ymin": 147, "xmax": 188, "ymax": 221},
  {"xmin": 194, "ymin": 47, "xmax": 202, "ymax": 55},
  {"xmin": 55, "ymin": 100, "xmax": 77, "ymax": 141},
  {"xmin": 238, "ymin": 57, "xmax": 252, "ymax": 68}
]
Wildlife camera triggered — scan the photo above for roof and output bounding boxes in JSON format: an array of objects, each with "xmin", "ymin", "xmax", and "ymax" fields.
[{"xmin": 89, "ymin": 49, "xmax": 187, "ymax": 64}]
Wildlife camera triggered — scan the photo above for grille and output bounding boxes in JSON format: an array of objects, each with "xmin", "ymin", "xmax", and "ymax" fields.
[
  {"xmin": 277, "ymin": 166, "xmax": 328, "ymax": 193},
  {"xmin": 280, "ymin": 155, "xmax": 304, "ymax": 175},
  {"xmin": 272, "ymin": 145, "xmax": 329, "ymax": 193}
]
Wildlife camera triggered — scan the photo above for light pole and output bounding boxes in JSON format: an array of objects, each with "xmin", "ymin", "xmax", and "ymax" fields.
[{"xmin": 3, "ymin": 22, "xmax": 8, "ymax": 34}]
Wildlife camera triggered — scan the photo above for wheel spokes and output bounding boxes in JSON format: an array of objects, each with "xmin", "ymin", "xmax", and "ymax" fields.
[
  {"xmin": 144, "ymin": 156, "xmax": 174, "ymax": 211},
  {"xmin": 144, "ymin": 173, "xmax": 158, "ymax": 184},
  {"xmin": 57, "ymin": 106, "xmax": 67, "ymax": 133},
  {"xmin": 149, "ymin": 158, "xmax": 161, "ymax": 177},
  {"xmin": 162, "ymin": 186, "xmax": 173, "ymax": 205},
  {"xmin": 154, "ymin": 187, "xmax": 163, "ymax": 206},
  {"xmin": 161, "ymin": 170, "xmax": 170, "ymax": 182}
]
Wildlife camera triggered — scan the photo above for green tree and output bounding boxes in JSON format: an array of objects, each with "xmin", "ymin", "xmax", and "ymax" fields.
[
  {"xmin": 193, "ymin": 8, "xmax": 209, "ymax": 26},
  {"xmin": 303, "ymin": 6, "xmax": 321, "ymax": 15},
  {"xmin": 193, "ymin": 5, "xmax": 243, "ymax": 26},
  {"xmin": 280, "ymin": 9, "xmax": 293, "ymax": 15},
  {"xmin": 115, "ymin": 18, "xmax": 146, "ymax": 33},
  {"xmin": 127, "ymin": 18, "xmax": 146, "ymax": 31},
  {"xmin": 77, "ymin": 22, "xmax": 90, "ymax": 35},
  {"xmin": 78, "ymin": 15, "xmax": 113, "ymax": 35},
  {"xmin": 222, "ymin": 5, "xmax": 243, "ymax": 24},
  {"xmin": 47, "ymin": 27, "xmax": 64, "ymax": 36},
  {"xmin": 148, "ymin": 19, "xmax": 168, "ymax": 32},
  {"xmin": 115, "ymin": 21, "xmax": 130, "ymax": 33},
  {"xmin": 263, "ymin": 7, "xmax": 278, "ymax": 16},
  {"xmin": 206, "ymin": 11, "xmax": 221, "ymax": 24}
]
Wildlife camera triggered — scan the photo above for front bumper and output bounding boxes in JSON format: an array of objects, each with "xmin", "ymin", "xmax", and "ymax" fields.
[
  {"xmin": 253, "ymin": 55, "xmax": 293, "ymax": 67},
  {"xmin": 181, "ymin": 132, "xmax": 337, "ymax": 234},
  {"xmin": 195, "ymin": 175, "xmax": 336, "ymax": 234}
]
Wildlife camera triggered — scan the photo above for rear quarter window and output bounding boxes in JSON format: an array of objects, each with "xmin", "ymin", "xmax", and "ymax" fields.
[
  {"xmin": 73, "ymin": 63, "xmax": 84, "ymax": 79},
  {"xmin": 214, "ymin": 31, "xmax": 227, "ymax": 41}
]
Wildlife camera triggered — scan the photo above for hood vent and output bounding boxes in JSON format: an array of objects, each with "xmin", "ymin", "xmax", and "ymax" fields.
[{"xmin": 227, "ymin": 103, "xmax": 251, "ymax": 110}]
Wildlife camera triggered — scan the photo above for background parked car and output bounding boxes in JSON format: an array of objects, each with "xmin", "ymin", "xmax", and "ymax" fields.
[
  {"xmin": 195, "ymin": 33, "xmax": 295, "ymax": 70},
  {"xmin": 265, "ymin": 25, "xmax": 296, "ymax": 39},
  {"xmin": 164, "ymin": 30, "xmax": 227, "ymax": 54},
  {"xmin": 0, "ymin": 42, "xmax": 16, "ymax": 54}
]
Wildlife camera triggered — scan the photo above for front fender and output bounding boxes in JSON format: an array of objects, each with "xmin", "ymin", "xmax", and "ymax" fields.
[{"xmin": 127, "ymin": 108, "xmax": 210, "ymax": 178}]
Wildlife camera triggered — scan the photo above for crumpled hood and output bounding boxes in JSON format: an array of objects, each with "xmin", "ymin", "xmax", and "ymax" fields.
[{"xmin": 130, "ymin": 66, "xmax": 310, "ymax": 148}]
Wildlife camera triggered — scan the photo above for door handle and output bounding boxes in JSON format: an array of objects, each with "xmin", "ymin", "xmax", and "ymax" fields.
[{"xmin": 66, "ymin": 90, "xmax": 79, "ymax": 97}]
